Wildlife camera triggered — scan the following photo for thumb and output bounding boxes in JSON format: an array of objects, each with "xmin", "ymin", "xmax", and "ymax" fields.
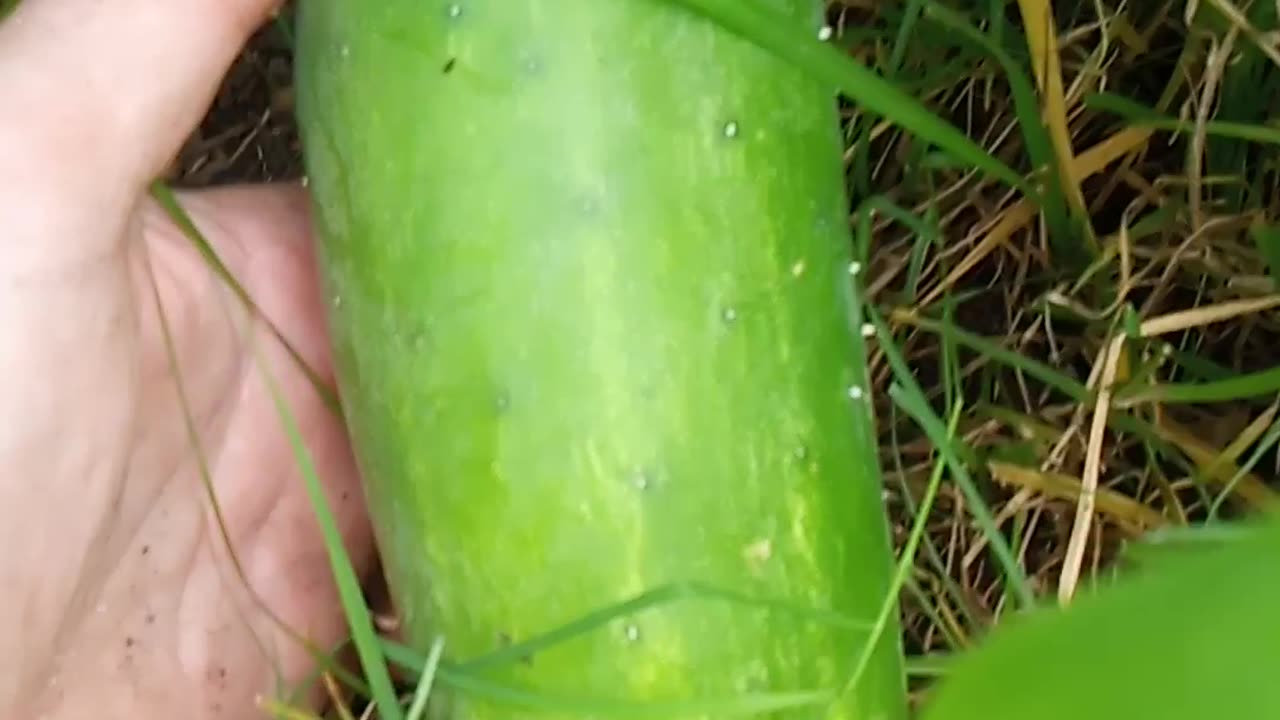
[{"xmin": 0, "ymin": 0, "xmax": 282, "ymax": 190}]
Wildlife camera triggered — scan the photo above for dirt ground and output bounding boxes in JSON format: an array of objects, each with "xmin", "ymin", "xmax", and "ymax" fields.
[{"xmin": 172, "ymin": 20, "xmax": 302, "ymax": 187}]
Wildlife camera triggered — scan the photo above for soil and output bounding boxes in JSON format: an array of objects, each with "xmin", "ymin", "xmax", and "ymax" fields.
[{"xmin": 172, "ymin": 20, "xmax": 301, "ymax": 187}]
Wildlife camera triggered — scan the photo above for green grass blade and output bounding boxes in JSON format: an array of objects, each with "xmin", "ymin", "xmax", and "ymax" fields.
[
  {"xmin": 374, "ymin": 577, "xmax": 878, "ymax": 717},
  {"xmin": 887, "ymin": 0, "xmax": 927, "ymax": 76},
  {"xmin": 405, "ymin": 637, "xmax": 446, "ymax": 720},
  {"xmin": 652, "ymin": 0, "xmax": 1030, "ymax": 193},
  {"xmin": 887, "ymin": 408, "xmax": 984, "ymax": 636},
  {"xmin": 857, "ymin": 196, "xmax": 941, "ymax": 248},
  {"xmin": 868, "ymin": 308, "xmax": 1036, "ymax": 609},
  {"xmin": 1119, "ymin": 364, "xmax": 1280, "ymax": 404},
  {"xmin": 905, "ymin": 651, "xmax": 953, "ymax": 678},
  {"xmin": 149, "ymin": 180, "xmax": 380, "ymax": 703},
  {"xmin": 439, "ymin": 670, "xmax": 834, "ymax": 718},
  {"xmin": 1085, "ymin": 91, "xmax": 1280, "ymax": 145},
  {"xmin": 257, "ymin": 357, "xmax": 404, "ymax": 720},
  {"xmin": 280, "ymin": 637, "xmax": 375, "ymax": 709},
  {"xmin": 452, "ymin": 581, "xmax": 869, "ymax": 673},
  {"xmin": 842, "ymin": 400, "xmax": 955, "ymax": 697},
  {"xmin": 1157, "ymin": 341, "xmax": 1239, "ymax": 383},
  {"xmin": 377, "ymin": 641, "xmax": 837, "ymax": 720},
  {"xmin": 922, "ymin": 2, "xmax": 1077, "ymax": 256},
  {"xmin": 1208, "ymin": 409, "xmax": 1280, "ymax": 518},
  {"xmin": 897, "ymin": 313, "xmax": 1202, "ymax": 473},
  {"xmin": 148, "ymin": 182, "xmax": 342, "ymax": 418},
  {"xmin": 273, "ymin": 10, "xmax": 296, "ymax": 49},
  {"xmin": 903, "ymin": 314, "xmax": 1091, "ymax": 401},
  {"xmin": 853, "ymin": 195, "xmax": 941, "ymax": 302},
  {"xmin": 1250, "ymin": 223, "xmax": 1280, "ymax": 291},
  {"xmin": 1123, "ymin": 523, "xmax": 1258, "ymax": 567}
]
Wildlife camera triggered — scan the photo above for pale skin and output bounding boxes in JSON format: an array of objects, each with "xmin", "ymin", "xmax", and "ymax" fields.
[{"xmin": 0, "ymin": 0, "xmax": 376, "ymax": 718}]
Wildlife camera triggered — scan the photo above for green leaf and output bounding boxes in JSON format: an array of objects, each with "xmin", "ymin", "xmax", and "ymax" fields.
[{"xmin": 921, "ymin": 515, "xmax": 1280, "ymax": 719}]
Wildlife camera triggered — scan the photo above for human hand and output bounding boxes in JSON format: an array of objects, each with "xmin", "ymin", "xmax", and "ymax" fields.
[{"xmin": 0, "ymin": 1, "xmax": 374, "ymax": 717}]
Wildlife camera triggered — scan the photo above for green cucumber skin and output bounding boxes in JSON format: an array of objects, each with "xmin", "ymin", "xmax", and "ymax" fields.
[{"xmin": 295, "ymin": 2, "xmax": 906, "ymax": 718}]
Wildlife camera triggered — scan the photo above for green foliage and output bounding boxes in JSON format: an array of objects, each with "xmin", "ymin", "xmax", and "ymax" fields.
[
  {"xmin": 922, "ymin": 515, "xmax": 1280, "ymax": 719},
  {"xmin": 1251, "ymin": 223, "xmax": 1280, "ymax": 291}
]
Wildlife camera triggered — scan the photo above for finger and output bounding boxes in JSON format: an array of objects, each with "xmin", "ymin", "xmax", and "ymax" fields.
[{"xmin": 0, "ymin": 0, "xmax": 282, "ymax": 188}]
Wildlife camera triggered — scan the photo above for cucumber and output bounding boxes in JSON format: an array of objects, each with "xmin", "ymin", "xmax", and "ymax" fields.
[{"xmin": 294, "ymin": 2, "xmax": 906, "ymax": 717}]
